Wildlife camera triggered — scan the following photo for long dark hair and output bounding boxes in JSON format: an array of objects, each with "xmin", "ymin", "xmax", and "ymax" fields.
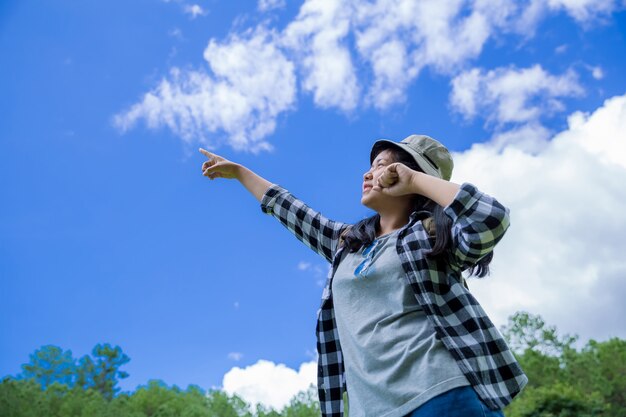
[{"xmin": 342, "ymin": 145, "xmax": 492, "ymax": 278}]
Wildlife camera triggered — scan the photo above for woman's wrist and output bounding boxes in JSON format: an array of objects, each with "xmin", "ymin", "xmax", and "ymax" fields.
[
  {"xmin": 409, "ymin": 171, "xmax": 427, "ymax": 195},
  {"xmin": 233, "ymin": 163, "xmax": 245, "ymax": 181}
]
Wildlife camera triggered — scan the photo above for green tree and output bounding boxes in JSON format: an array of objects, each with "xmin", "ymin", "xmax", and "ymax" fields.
[
  {"xmin": 500, "ymin": 312, "xmax": 577, "ymax": 390},
  {"xmin": 15, "ymin": 342, "xmax": 131, "ymax": 402},
  {"xmin": 507, "ymin": 382, "xmax": 606, "ymax": 417},
  {"xmin": 205, "ymin": 388, "xmax": 252, "ymax": 417},
  {"xmin": 563, "ymin": 338, "xmax": 626, "ymax": 417},
  {"xmin": 281, "ymin": 384, "xmax": 320, "ymax": 417},
  {"xmin": 18, "ymin": 345, "xmax": 76, "ymax": 389},
  {"xmin": 501, "ymin": 311, "xmax": 626, "ymax": 417},
  {"xmin": 75, "ymin": 355, "xmax": 95, "ymax": 391},
  {"xmin": 87, "ymin": 343, "xmax": 130, "ymax": 400},
  {"xmin": 501, "ymin": 311, "xmax": 577, "ymax": 357},
  {"xmin": 127, "ymin": 380, "xmax": 200, "ymax": 417},
  {"xmin": 0, "ymin": 377, "xmax": 45, "ymax": 417},
  {"xmin": 6, "ymin": 326, "xmax": 621, "ymax": 417},
  {"xmin": 255, "ymin": 403, "xmax": 282, "ymax": 417}
]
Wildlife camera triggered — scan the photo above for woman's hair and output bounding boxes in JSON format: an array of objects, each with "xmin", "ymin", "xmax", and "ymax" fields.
[{"xmin": 342, "ymin": 145, "xmax": 492, "ymax": 278}]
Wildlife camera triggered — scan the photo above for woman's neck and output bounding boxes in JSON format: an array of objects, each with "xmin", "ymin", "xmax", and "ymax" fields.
[{"xmin": 377, "ymin": 211, "xmax": 410, "ymax": 237}]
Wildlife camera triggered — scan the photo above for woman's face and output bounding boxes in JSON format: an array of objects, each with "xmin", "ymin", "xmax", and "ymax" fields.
[{"xmin": 361, "ymin": 149, "xmax": 398, "ymax": 209}]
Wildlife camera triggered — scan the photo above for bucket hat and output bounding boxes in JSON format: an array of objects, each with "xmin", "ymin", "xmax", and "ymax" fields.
[{"xmin": 370, "ymin": 134, "xmax": 453, "ymax": 181}]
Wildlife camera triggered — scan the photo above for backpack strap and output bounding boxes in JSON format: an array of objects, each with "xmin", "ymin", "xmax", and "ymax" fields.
[
  {"xmin": 423, "ymin": 216, "xmax": 470, "ymax": 290},
  {"xmin": 338, "ymin": 226, "xmax": 351, "ymax": 249},
  {"xmin": 422, "ymin": 216, "xmax": 436, "ymax": 237}
]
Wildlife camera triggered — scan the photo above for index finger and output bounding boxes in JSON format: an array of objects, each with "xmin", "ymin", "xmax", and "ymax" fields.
[{"xmin": 199, "ymin": 148, "xmax": 214, "ymax": 158}]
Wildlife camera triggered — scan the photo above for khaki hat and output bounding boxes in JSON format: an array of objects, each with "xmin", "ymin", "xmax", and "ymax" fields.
[{"xmin": 370, "ymin": 134, "xmax": 453, "ymax": 181}]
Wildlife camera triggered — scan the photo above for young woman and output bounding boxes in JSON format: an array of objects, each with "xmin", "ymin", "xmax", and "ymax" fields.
[{"xmin": 199, "ymin": 134, "xmax": 527, "ymax": 417}]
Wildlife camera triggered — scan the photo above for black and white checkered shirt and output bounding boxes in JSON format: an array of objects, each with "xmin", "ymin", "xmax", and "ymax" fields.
[{"xmin": 260, "ymin": 182, "xmax": 528, "ymax": 416}]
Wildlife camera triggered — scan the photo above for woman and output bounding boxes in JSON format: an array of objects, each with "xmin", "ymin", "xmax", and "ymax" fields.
[{"xmin": 199, "ymin": 134, "xmax": 527, "ymax": 417}]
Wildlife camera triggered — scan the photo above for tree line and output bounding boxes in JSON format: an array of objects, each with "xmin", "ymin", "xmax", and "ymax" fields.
[{"xmin": 1, "ymin": 311, "xmax": 624, "ymax": 417}]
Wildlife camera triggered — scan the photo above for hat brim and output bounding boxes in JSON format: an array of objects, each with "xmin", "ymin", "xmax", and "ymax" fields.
[{"xmin": 370, "ymin": 139, "xmax": 442, "ymax": 179}]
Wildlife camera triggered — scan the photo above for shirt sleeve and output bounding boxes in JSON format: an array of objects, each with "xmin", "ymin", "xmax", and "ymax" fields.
[
  {"xmin": 260, "ymin": 183, "xmax": 350, "ymax": 263},
  {"xmin": 442, "ymin": 182, "xmax": 511, "ymax": 270}
]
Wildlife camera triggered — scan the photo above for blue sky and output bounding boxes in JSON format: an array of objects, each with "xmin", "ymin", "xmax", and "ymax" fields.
[{"xmin": 2, "ymin": 0, "xmax": 626, "ymax": 410}]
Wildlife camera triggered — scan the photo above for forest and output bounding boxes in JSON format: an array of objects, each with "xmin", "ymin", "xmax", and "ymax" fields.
[{"xmin": 1, "ymin": 311, "xmax": 624, "ymax": 417}]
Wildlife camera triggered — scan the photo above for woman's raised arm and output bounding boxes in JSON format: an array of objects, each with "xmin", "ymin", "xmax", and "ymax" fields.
[
  {"xmin": 199, "ymin": 148, "xmax": 272, "ymax": 202},
  {"xmin": 409, "ymin": 172, "xmax": 510, "ymax": 269}
]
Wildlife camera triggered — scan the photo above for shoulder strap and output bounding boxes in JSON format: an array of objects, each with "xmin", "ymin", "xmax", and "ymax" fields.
[
  {"xmin": 422, "ymin": 216, "xmax": 469, "ymax": 289},
  {"xmin": 338, "ymin": 226, "xmax": 351, "ymax": 248},
  {"xmin": 422, "ymin": 216, "xmax": 436, "ymax": 237}
]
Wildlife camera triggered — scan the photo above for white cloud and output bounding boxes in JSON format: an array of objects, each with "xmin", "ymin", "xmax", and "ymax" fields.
[
  {"xmin": 113, "ymin": 27, "xmax": 296, "ymax": 153},
  {"xmin": 282, "ymin": 0, "xmax": 360, "ymax": 112},
  {"xmin": 258, "ymin": 0, "xmax": 286, "ymax": 12},
  {"xmin": 509, "ymin": 0, "xmax": 624, "ymax": 34},
  {"xmin": 305, "ymin": 348, "xmax": 318, "ymax": 360},
  {"xmin": 353, "ymin": 0, "xmax": 497, "ymax": 108},
  {"xmin": 168, "ymin": 27, "xmax": 184, "ymax": 40},
  {"xmin": 228, "ymin": 352, "xmax": 244, "ymax": 361},
  {"xmin": 119, "ymin": 0, "xmax": 623, "ymax": 148},
  {"xmin": 555, "ymin": 44, "xmax": 568, "ymax": 54},
  {"xmin": 297, "ymin": 261, "xmax": 329, "ymax": 287},
  {"xmin": 547, "ymin": 0, "xmax": 622, "ymax": 23},
  {"xmin": 591, "ymin": 66, "xmax": 604, "ymax": 80},
  {"xmin": 487, "ymin": 122, "xmax": 553, "ymax": 154},
  {"xmin": 451, "ymin": 93, "xmax": 626, "ymax": 343},
  {"xmin": 450, "ymin": 64, "xmax": 584, "ymax": 126},
  {"xmin": 222, "ymin": 359, "xmax": 317, "ymax": 411},
  {"xmin": 276, "ymin": 0, "xmax": 503, "ymax": 110},
  {"xmin": 348, "ymin": 0, "xmax": 612, "ymax": 109},
  {"xmin": 297, "ymin": 261, "xmax": 311, "ymax": 271},
  {"xmin": 184, "ymin": 4, "xmax": 207, "ymax": 19},
  {"xmin": 348, "ymin": 0, "xmax": 621, "ymax": 108}
]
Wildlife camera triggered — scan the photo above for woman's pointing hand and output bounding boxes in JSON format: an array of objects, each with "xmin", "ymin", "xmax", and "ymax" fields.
[{"xmin": 199, "ymin": 148, "xmax": 241, "ymax": 180}]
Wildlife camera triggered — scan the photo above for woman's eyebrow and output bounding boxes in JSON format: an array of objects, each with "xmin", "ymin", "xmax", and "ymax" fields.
[{"xmin": 371, "ymin": 158, "xmax": 388, "ymax": 167}]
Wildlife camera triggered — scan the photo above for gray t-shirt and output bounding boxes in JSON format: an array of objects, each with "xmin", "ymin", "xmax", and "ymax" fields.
[{"xmin": 331, "ymin": 229, "xmax": 470, "ymax": 417}]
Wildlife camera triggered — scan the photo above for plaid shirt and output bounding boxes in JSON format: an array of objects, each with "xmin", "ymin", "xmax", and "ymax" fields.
[{"xmin": 260, "ymin": 182, "xmax": 528, "ymax": 416}]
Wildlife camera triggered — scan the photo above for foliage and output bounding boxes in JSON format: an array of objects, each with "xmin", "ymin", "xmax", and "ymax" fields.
[
  {"xmin": 501, "ymin": 312, "xmax": 626, "ymax": 417},
  {"xmin": 18, "ymin": 345, "xmax": 76, "ymax": 389},
  {"xmin": 87, "ymin": 343, "xmax": 130, "ymax": 400},
  {"xmin": 500, "ymin": 311, "xmax": 578, "ymax": 357},
  {"xmin": 2, "ymin": 313, "xmax": 625, "ymax": 416},
  {"xmin": 15, "ymin": 343, "xmax": 129, "ymax": 401},
  {"xmin": 562, "ymin": 338, "xmax": 626, "ymax": 417},
  {"xmin": 506, "ymin": 383, "xmax": 607, "ymax": 417}
]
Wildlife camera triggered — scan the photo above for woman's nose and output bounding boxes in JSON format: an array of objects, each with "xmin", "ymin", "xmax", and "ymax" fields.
[{"xmin": 363, "ymin": 171, "xmax": 372, "ymax": 180}]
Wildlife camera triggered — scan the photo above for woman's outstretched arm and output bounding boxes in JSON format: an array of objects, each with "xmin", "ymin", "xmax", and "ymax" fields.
[
  {"xmin": 237, "ymin": 165, "xmax": 273, "ymax": 203},
  {"xmin": 199, "ymin": 148, "xmax": 272, "ymax": 202},
  {"xmin": 199, "ymin": 148, "xmax": 349, "ymax": 262}
]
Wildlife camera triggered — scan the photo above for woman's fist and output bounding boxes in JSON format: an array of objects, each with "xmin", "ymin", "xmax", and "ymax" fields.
[
  {"xmin": 199, "ymin": 148, "xmax": 240, "ymax": 180},
  {"xmin": 371, "ymin": 163, "xmax": 418, "ymax": 197}
]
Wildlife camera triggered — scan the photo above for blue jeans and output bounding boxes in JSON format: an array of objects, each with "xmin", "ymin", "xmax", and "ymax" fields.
[{"xmin": 404, "ymin": 386, "xmax": 505, "ymax": 417}]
